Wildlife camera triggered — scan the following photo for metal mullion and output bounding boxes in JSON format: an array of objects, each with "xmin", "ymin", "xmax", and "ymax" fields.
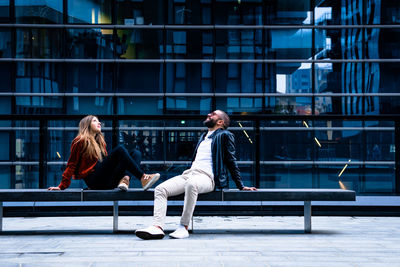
[
  {"xmin": 255, "ymin": 119, "xmax": 260, "ymax": 188},
  {"xmin": 1, "ymin": 24, "xmax": 400, "ymax": 29},
  {"xmin": 39, "ymin": 118, "xmax": 47, "ymax": 188},
  {"xmin": 396, "ymin": 120, "xmax": 400, "ymax": 195},
  {"xmin": 2, "ymin": 58, "xmax": 400, "ymax": 63}
]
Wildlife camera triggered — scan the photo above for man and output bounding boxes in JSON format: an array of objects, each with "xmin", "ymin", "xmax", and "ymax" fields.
[{"xmin": 135, "ymin": 110, "xmax": 257, "ymax": 240}]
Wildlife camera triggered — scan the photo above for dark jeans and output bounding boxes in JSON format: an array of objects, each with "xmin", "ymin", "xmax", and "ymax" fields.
[{"xmin": 84, "ymin": 145, "xmax": 144, "ymax": 190}]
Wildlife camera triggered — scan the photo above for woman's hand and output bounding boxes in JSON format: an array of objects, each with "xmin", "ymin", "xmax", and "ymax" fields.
[
  {"xmin": 48, "ymin": 186, "xmax": 61, "ymax": 191},
  {"xmin": 242, "ymin": 186, "xmax": 257, "ymax": 191}
]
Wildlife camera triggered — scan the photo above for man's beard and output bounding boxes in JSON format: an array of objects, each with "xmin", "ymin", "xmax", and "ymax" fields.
[{"xmin": 203, "ymin": 118, "xmax": 217, "ymax": 128}]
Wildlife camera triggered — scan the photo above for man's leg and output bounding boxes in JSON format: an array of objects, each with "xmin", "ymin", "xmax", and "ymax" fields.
[
  {"xmin": 180, "ymin": 170, "xmax": 214, "ymax": 227},
  {"xmin": 169, "ymin": 170, "xmax": 214, "ymax": 239},
  {"xmin": 135, "ymin": 170, "xmax": 189, "ymax": 240},
  {"xmin": 153, "ymin": 171, "xmax": 189, "ymax": 228}
]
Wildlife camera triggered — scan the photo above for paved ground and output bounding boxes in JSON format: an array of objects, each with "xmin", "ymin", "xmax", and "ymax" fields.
[{"xmin": 0, "ymin": 215, "xmax": 399, "ymax": 266}]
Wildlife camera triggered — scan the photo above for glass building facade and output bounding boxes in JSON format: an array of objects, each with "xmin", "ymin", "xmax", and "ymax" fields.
[{"xmin": 0, "ymin": 0, "xmax": 399, "ymax": 197}]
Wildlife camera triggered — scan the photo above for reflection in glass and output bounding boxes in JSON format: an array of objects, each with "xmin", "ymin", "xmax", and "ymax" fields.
[
  {"xmin": 375, "ymin": 97, "xmax": 400, "ymax": 115},
  {"xmin": 15, "ymin": 165, "xmax": 39, "ymax": 189},
  {"xmin": 317, "ymin": 164, "xmax": 360, "ymax": 191},
  {"xmin": 216, "ymin": 63, "xmax": 263, "ymax": 93},
  {"xmin": 117, "ymin": 29, "xmax": 163, "ymax": 59},
  {"xmin": 0, "ymin": 63, "xmax": 11, "ymax": 91},
  {"xmin": 216, "ymin": 30, "xmax": 262, "ymax": 59},
  {"xmin": 66, "ymin": 96, "xmax": 113, "ymax": 115},
  {"xmin": 260, "ymin": 165, "xmax": 313, "ymax": 189},
  {"xmin": 0, "ymin": 30, "xmax": 11, "ymax": 58},
  {"xmin": 260, "ymin": 129, "xmax": 312, "ymax": 161},
  {"xmin": 166, "ymin": 97, "xmax": 211, "ymax": 115},
  {"xmin": 16, "ymin": 28, "xmax": 61, "ymax": 58},
  {"xmin": 118, "ymin": 64, "xmax": 162, "ymax": 93},
  {"xmin": 166, "ymin": 30, "xmax": 213, "ymax": 59},
  {"xmin": 15, "ymin": 63, "xmax": 63, "ymax": 114},
  {"xmin": 315, "ymin": 28, "xmax": 364, "ymax": 60},
  {"xmin": 215, "ymin": 0, "xmax": 263, "ymax": 25},
  {"xmin": 15, "ymin": 0, "xmax": 63, "ymax": 24},
  {"xmin": 66, "ymin": 63, "xmax": 112, "ymax": 93},
  {"xmin": 117, "ymin": 0, "xmax": 165, "ymax": 25},
  {"xmin": 67, "ymin": 29, "xmax": 114, "ymax": 59},
  {"xmin": 166, "ymin": 63, "xmax": 212, "ymax": 93},
  {"xmin": 0, "ymin": 0, "xmax": 9, "ymax": 22},
  {"xmin": 117, "ymin": 97, "xmax": 163, "ymax": 115},
  {"xmin": 216, "ymin": 97, "xmax": 262, "ymax": 114},
  {"xmin": 266, "ymin": 0, "xmax": 311, "ymax": 25},
  {"xmin": 169, "ymin": 1, "xmax": 212, "ymax": 25},
  {"xmin": 68, "ymin": 0, "xmax": 111, "ymax": 24},
  {"xmin": 0, "ymin": 166, "xmax": 11, "ymax": 188},
  {"xmin": 229, "ymin": 122, "xmax": 254, "ymax": 161},
  {"xmin": 265, "ymin": 97, "xmax": 311, "ymax": 115},
  {"xmin": 119, "ymin": 120, "xmax": 164, "ymax": 162},
  {"xmin": 265, "ymin": 29, "xmax": 312, "ymax": 59}
]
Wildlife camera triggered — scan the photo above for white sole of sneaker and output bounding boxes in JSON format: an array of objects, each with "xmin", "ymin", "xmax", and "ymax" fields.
[
  {"xmin": 135, "ymin": 230, "xmax": 165, "ymax": 240},
  {"xmin": 142, "ymin": 173, "xmax": 160, "ymax": 191},
  {"xmin": 118, "ymin": 184, "xmax": 128, "ymax": 191},
  {"xmin": 169, "ymin": 233, "xmax": 189, "ymax": 239}
]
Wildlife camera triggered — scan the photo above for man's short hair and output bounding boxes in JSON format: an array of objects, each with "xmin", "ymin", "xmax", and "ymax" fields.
[{"xmin": 217, "ymin": 110, "xmax": 230, "ymax": 129}]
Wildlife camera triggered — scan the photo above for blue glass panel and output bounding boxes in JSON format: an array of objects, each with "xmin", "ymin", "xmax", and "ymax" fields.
[
  {"xmin": 166, "ymin": 97, "xmax": 211, "ymax": 114},
  {"xmin": 0, "ymin": 132, "xmax": 10, "ymax": 160},
  {"xmin": 66, "ymin": 63, "xmax": 112, "ymax": 93},
  {"xmin": 67, "ymin": 29, "xmax": 114, "ymax": 59},
  {"xmin": 66, "ymin": 96, "xmax": 113, "ymax": 115},
  {"xmin": 118, "ymin": 64, "xmax": 162, "ymax": 93},
  {"xmin": 68, "ymin": 0, "xmax": 112, "ymax": 24},
  {"xmin": 16, "ymin": 28, "xmax": 61, "ymax": 58},
  {"xmin": 119, "ymin": 120, "xmax": 164, "ymax": 161},
  {"xmin": 117, "ymin": 97, "xmax": 163, "ymax": 115},
  {"xmin": 15, "ymin": 0, "xmax": 63, "ymax": 24},
  {"xmin": 117, "ymin": 0, "xmax": 166, "ymax": 25},
  {"xmin": 216, "ymin": 97, "xmax": 262, "ymax": 114},
  {"xmin": 0, "ymin": 166, "xmax": 11, "ymax": 189},
  {"xmin": 166, "ymin": 1, "xmax": 212, "ymax": 25},
  {"xmin": 265, "ymin": 97, "xmax": 312, "ymax": 115},
  {"xmin": 260, "ymin": 165, "xmax": 313, "ymax": 188},
  {"xmin": 216, "ymin": 30, "xmax": 262, "ymax": 59},
  {"xmin": 229, "ymin": 121, "xmax": 254, "ymax": 161},
  {"xmin": 215, "ymin": 0, "xmax": 263, "ymax": 25},
  {"xmin": 15, "ymin": 165, "xmax": 39, "ymax": 188},
  {"xmin": 216, "ymin": 63, "xmax": 263, "ymax": 93},
  {"xmin": 316, "ymin": 0, "xmax": 363, "ymax": 25},
  {"xmin": 0, "ymin": 0, "xmax": 9, "ymax": 23},
  {"xmin": 0, "ymin": 29, "xmax": 11, "ymax": 58},
  {"xmin": 0, "ymin": 63, "xmax": 11, "ymax": 91},
  {"xmin": 117, "ymin": 29, "xmax": 163, "ymax": 59},
  {"xmin": 166, "ymin": 63, "xmax": 212, "ymax": 93},
  {"xmin": 166, "ymin": 30, "xmax": 213, "ymax": 59},
  {"xmin": 260, "ymin": 129, "xmax": 313, "ymax": 161}
]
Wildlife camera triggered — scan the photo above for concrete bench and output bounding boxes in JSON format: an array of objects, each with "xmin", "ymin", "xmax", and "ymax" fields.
[{"xmin": 0, "ymin": 188, "xmax": 356, "ymax": 233}]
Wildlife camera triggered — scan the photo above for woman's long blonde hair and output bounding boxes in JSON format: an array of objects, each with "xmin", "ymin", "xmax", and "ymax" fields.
[{"xmin": 75, "ymin": 115, "xmax": 106, "ymax": 161}]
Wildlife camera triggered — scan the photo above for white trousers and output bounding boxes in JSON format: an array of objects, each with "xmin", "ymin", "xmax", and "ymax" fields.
[{"xmin": 153, "ymin": 168, "xmax": 215, "ymax": 228}]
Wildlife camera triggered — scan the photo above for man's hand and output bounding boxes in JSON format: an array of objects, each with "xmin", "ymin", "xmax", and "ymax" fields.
[
  {"xmin": 48, "ymin": 186, "xmax": 61, "ymax": 191},
  {"xmin": 242, "ymin": 186, "xmax": 257, "ymax": 191}
]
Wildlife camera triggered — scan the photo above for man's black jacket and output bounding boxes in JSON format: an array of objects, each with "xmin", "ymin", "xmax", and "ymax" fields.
[{"xmin": 192, "ymin": 128, "xmax": 244, "ymax": 190}]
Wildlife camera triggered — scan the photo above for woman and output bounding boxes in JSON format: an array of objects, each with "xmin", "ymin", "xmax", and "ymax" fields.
[{"xmin": 48, "ymin": 115, "xmax": 160, "ymax": 191}]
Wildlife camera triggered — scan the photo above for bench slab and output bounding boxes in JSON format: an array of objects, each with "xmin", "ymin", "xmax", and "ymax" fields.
[{"xmin": 0, "ymin": 189, "xmax": 355, "ymax": 202}]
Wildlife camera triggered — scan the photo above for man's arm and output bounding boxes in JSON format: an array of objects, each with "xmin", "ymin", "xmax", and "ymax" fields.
[{"xmin": 223, "ymin": 132, "xmax": 256, "ymax": 191}]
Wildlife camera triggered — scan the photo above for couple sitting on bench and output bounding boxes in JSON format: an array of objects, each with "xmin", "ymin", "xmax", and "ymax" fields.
[{"xmin": 49, "ymin": 110, "xmax": 257, "ymax": 239}]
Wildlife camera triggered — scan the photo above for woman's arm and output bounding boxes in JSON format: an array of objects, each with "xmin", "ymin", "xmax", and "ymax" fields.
[{"xmin": 48, "ymin": 138, "xmax": 82, "ymax": 190}]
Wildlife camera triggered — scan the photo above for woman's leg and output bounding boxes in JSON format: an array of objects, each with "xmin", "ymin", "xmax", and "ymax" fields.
[{"xmin": 85, "ymin": 145, "xmax": 145, "ymax": 189}]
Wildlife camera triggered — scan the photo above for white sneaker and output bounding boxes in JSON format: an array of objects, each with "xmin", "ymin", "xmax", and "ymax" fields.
[
  {"xmin": 135, "ymin": 226, "xmax": 165, "ymax": 240},
  {"xmin": 169, "ymin": 225, "xmax": 189, "ymax": 239}
]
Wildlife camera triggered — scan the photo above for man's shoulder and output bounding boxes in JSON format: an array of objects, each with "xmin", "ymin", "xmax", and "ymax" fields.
[{"xmin": 214, "ymin": 129, "xmax": 233, "ymax": 138}]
